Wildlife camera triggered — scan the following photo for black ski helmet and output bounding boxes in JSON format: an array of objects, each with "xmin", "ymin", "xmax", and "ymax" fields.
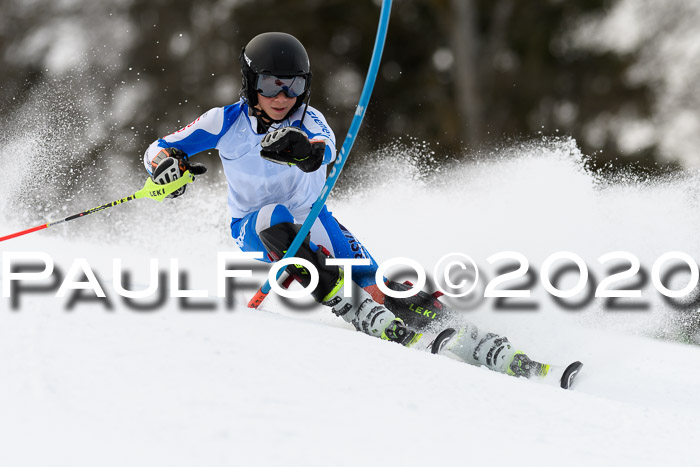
[{"xmin": 239, "ymin": 32, "xmax": 311, "ymax": 114}]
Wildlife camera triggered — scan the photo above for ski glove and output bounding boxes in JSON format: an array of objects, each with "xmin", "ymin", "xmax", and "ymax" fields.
[
  {"xmin": 150, "ymin": 147, "xmax": 207, "ymax": 199},
  {"xmin": 260, "ymin": 126, "xmax": 325, "ymax": 173}
]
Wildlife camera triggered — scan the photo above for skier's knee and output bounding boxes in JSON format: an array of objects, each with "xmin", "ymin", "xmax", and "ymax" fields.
[
  {"xmin": 259, "ymin": 222, "xmax": 341, "ymax": 303},
  {"xmin": 259, "ymin": 222, "xmax": 309, "ymax": 259},
  {"xmin": 255, "ymin": 204, "xmax": 295, "ymax": 234}
]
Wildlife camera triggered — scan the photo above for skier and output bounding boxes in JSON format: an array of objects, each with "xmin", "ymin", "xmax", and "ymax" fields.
[
  {"xmin": 144, "ymin": 32, "xmax": 419, "ymax": 346},
  {"xmin": 143, "ymin": 32, "xmax": 582, "ymax": 388}
]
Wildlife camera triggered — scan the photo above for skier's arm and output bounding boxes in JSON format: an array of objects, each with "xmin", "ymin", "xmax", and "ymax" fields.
[
  {"xmin": 296, "ymin": 107, "xmax": 337, "ymax": 166},
  {"xmin": 143, "ymin": 103, "xmax": 243, "ymax": 175}
]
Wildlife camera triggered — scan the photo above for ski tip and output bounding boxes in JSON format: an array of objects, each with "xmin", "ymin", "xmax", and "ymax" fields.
[
  {"xmin": 430, "ymin": 328, "xmax": 457, "ymax": 354},
  {"xmin": 560, "ymin": 361, "xmax": 584, "ymax": 389}
]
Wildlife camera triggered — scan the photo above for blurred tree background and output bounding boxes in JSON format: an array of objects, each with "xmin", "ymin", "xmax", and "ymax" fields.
[{"xmin": 2, "ymin": 0, "xmax": 700, "ymax": 179}]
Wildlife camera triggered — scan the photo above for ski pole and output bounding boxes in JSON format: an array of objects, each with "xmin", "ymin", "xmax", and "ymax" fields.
[
  {"xmin": 248, "ymin": 0, "xmax": 393, "ymax": 308},
  {"xmin": 0, "ymin": 171, "xmax": 195, "ymax": 243}
]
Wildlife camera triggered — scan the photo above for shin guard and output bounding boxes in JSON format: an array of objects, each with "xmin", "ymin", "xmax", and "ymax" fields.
[{"xmin": 259, "ymin": 222, "xmax": 342, "ymax": 303}]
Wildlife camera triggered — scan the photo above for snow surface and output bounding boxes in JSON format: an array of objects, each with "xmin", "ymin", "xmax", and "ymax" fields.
[{"xmin": 2, "ymin": 139, "xmax": 700, "ymax": 466}]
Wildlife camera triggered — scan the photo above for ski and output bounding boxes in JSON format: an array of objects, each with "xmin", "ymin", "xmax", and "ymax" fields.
[{"xmin": 559, "ymin": 361, "xmax": 584, "ymax": 389}]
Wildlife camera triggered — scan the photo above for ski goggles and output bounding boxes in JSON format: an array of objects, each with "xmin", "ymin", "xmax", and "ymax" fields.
[{"xmin": 255, "ymin": 74, "xmax": 307, "ymax": 98}]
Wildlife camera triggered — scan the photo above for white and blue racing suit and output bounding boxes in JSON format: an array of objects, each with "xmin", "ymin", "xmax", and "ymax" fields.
[
  {"xmin": 144, "ymin": 100, "xmax": 379, "ymax": 288},
  {"xmin": 142, "ymin": 102, "xmax": 554, "ymax": 376}
]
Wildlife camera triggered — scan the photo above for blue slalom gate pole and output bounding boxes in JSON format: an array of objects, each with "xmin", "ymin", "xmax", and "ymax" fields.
[{"xmin": 248, "ymin": 0, "xmax": 393, "ymax": 308}]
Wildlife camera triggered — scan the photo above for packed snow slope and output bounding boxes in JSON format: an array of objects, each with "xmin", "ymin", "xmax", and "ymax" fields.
[{"xmin": 2, "ymin": 138, "xmax": 700, "ymax": 467}]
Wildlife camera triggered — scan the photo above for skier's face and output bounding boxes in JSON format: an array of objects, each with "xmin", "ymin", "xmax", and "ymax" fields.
[{"xmin": 256, "ymin": 92, "xmax": 297, "ymax": 121}]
